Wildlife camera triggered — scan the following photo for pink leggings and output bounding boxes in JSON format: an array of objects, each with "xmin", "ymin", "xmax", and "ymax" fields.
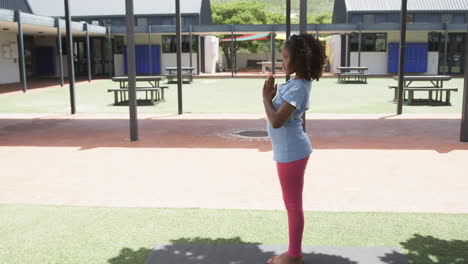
[{"xmin": 276, "ymin": 155, "xmax": 310, "ymax": 258}]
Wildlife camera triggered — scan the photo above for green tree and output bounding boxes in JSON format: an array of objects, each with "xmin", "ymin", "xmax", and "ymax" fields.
[
  {"xmin": 307, "ymin": 13, "xmax": 332, "ymax": 24},
  {"xmin": 212, "ymin": 0, "xmax": 285, "ymax": 70}
]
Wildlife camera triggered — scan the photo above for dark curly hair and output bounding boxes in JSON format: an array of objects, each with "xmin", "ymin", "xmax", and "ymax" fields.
[{"xmin": 283, "ymin": 33, "xmax": 327, "ymax": 81}]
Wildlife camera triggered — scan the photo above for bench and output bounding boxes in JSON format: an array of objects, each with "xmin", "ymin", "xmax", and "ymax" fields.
[
  {"xmin": 107, "ymin": 87, "xmax": 169, "ymax": 105},
  {"xmin": 166, "ymin": 74, "xmax": 193, "ymax": 83},
  {"xmin": 338, "ymin": 73, "xmax": 368, "ymax": 83},
  {"xmin": 337, "ymin": 66, "xmax": 368, "ymax": 84},
  {"xmin": 257, "ymin": 61, "xmax": 284, "ymax": 73},
  {"xmin": 388, "ymin": 86, "xmax": 458, "ymax": 105}
]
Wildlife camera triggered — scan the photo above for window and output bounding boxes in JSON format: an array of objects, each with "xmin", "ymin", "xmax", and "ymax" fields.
[
  {"xmin": 350, "ymin": 14, "xmax": 363, "ymax": 24},
  {"xmin": 442, "ymin": 14, "xmax": 452, "ymax": 23},
  {"xmin": 406, "ymin": 14, "xmax": 414, "ymax": 24},
  {"xmin": 183, "ymin": 15, "xmax": 198, "ymax": 26},
  {"xmin": 101, "ymin": 19, "xmax": 112, "ymax": 26},
  {"xmin": 114, "ymin": 36, "xmax": 124, "ymax": 54},
  {"xmin": 350, "ymin": 33, "xmax": 387, "ymax": 52},
  {"xmin": 137, "ymin": 18, "xmax": 147, "ymax": 26},
  {"xmin": 161, "ymin": 16, "xmax": 175, "ymax": 25},
  {"xmin": 375, "ymin": 15, "xmax": 387, "ymax": 24},
  {"xmin": 111, "ymin": 18, "xmax": 126, "ymax": 26},
  {"xmin": 351, "ymin": 15, "xmax": 362, "ymax": 24},
  {"xmin": 428, "ymin": 32, "xmax": 442, "ymax": 52},
  {"xmin": 363, "ymin": 14, "xmax": 375, "ymax": 24},
  {"xmin": 386, "ymin": 13, "xmax": 400, "ymax": 23},
  {"xmin": 162, "ymin": 35, "xmax": 198, "ymax": 53},
  {"xmin": 452, "ymin": 14, "xmax": 465, "ymax": 24}
]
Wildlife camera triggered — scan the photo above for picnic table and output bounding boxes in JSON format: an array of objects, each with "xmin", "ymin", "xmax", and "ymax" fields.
[
  {"xmin": 389, "ymin": 75, "xmax": 458, "ymax": 105},
  {"xmin": 337, "ymin": 66, "xmax": 368, "ymax": 83},
  {"xmin": 165, "ymin": 67, "xmax": 194, "ymax": 83},
  {"xmin": 257, "ymin": 61, "xmax": 284, "ymax": 73},
  {"xmin": 108, "ymin": 76, "xmax": 168, "ymax": 105}
]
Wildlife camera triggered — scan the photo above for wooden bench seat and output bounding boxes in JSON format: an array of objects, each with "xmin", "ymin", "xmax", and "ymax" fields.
[
  {"xmin": 165, "ymin": 73, "xmax": 193, "ymax": 83},
  {"xmin": 340, "ymin": 73, "xmax": 368, "ymax": 76},
  {"xmin": 388, "ymin": 86, "xmax": 458, "ymax": 105},
  {"xmin": 107, "ymin": 87, "xmax": 168, "ymax": 105},
  {"xmin": 338, "ymin": 73, "xmax": 368, "ymax": 83}
]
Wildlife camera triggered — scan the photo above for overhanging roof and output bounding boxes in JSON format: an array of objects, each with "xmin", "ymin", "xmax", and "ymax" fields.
[
  {"xmin": 0, "ymin": 8, "xmax": 106, "ymax": 36},
  {"xmin": 345, "ymin": 0, "xmax": 468, "ymax": 12},
  {"xmin": 26, "ymin": 0, "xmax": 203, "ymax": 17}
]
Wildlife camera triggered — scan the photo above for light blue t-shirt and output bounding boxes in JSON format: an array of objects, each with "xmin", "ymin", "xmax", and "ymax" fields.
[{"xmin": 266, "ymin": 78, "xmax": 313, "ymax": 163}]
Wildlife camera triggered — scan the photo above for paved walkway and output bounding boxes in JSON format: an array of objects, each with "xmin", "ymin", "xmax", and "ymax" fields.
[{"xmin": 0, "ymin": 113, "xmax": 467, "ymax": 213}]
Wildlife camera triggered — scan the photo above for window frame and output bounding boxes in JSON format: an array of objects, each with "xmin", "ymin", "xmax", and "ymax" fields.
[
  {"xmin": 162, "ymin": 35, "xmax": 198, "ymax": 53},
  {"xmin": 350, "ymin": 33, "xmax": 387, "ymax": 52}
]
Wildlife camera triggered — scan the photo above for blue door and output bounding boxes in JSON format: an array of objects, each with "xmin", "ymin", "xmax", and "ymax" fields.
[
  {"xmin": 35, "ymin": 47, "xmax": 55, "ymax": 76},
  {"xmin": 124, "ymin": 45, "xmax": 161, "ymax": 74},
  {"xmin": 388, "ymin": 43, "xmax": 428, "ymax": 73}
]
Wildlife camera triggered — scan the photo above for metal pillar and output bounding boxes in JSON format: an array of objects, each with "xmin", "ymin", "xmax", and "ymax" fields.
[
  {"xmin": 197, "ymin": 35, "xmax": 201, "ymax": 75},
  {"xmin": 461, "ymin": 25, "xmax": 468, "ymax": 142},
  {"xmin": 85, "ymin": 24, "xmax": 92, "ymax": 82},
  {"xmin": 231, "ymin": 28, "xmax": 234, "ymax": 77},
  {"xmin": 148, "ymin": 25, "xmax": 152, "ymax": 74},
  {"xmin": 443, "ymin": 22, "xmax": 449, "ymax": 75},
  {"xmin": 397, "ymin": 0, "xmax": 408, "ymax": 115},
  {"xmin": 64, "ymin": 0, "xmax": 76, "ymax": 114},
  {"xmin": 176, "ymin": 0, "xmax": 183, "ymax": 114},
  {"xmin": 56, "ymin": 18, "xmax": 64, "ymax": 87},
  {"xmin": 15, "ymin": 10, "xmax": 27, "ymax": 93},
  {"xmin": 125, "ymin": 0, "xmax": 138, "ymax": 141},
  {"xmin": 271, "ymin": 31, "xmax": 276, "ymax": 75},
  {"xmin": 316, "ymin": 26, "xmax": 319, "ymax": 39},
  {"xmin": 358, "ymin": 24, "xmax": 362, "ymax": 67},
  {"xmin": 234, "ymin": 32, "xmax": 237, "ymax": 75},
  {"xmin": 300, "ymin": 0, "xmax": 307, "ymax": 33},
  {"xmin": 189, "ymin": 24, "xmax": 193, "ymax": 68},
  {"xmin": 300, "ymin": 0, "xmax": 307, "ymax": 131},
  {"xmin": 286, "ymin": 0, "xmax": 291, "ymax": 81},
  {"xmin": 107, "ymin": 26, "xmax": 112, "ymax": 77},
  {"xmin": 345, "ymin": 34, "xmax": 349, "ymax": 66}
]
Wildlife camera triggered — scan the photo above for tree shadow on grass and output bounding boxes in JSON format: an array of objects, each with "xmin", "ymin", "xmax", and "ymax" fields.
[
  {"xmin": 380, "ymin": 234, "xmax": 468, "ymax": 264},
  {"xmin": 108, "ymin": 236, "xmax": 358, "ymax": 264}
]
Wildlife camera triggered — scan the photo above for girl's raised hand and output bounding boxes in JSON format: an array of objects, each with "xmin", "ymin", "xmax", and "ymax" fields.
[{"xmin": 263, "ymin": 75, "xmax": 278, "ymax": 101}]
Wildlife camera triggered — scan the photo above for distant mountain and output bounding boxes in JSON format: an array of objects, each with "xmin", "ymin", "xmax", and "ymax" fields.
[{"xmin": 211, "ymin": 0, "xmax": 334, "ymax": 17}]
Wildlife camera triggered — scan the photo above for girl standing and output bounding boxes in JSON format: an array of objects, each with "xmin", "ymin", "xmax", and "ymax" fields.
[{"xmin": 263, "ymin": 33, "xmax": 326, "ymax": 264}]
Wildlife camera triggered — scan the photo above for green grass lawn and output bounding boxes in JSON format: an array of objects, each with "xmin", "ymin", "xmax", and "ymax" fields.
[
  {"xmin": 0, "ymin": 204, "xmax": 467, "ymax": 264},
  {"xmin": 0, "ymin": 77, "xmax": 464, "ymax": 114}
]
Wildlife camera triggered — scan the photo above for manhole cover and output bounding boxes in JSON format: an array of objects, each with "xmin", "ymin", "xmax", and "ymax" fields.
[{"xmin": 232, "ymin": 130, "xmax": 269, "ymax": 138}]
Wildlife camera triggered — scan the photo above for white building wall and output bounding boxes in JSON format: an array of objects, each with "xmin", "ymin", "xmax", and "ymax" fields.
[
  {"xmin": 204, "ymin": 36, "xmax": 219, "ymax": 73},
  {"xmin": 350, "ymin": 52, "xmax": 387, "ymax": 74},
  {"xmin": 0, "ymin": 32, "xmax": 20, "ymax": 84},
  {"xmin": 114, "ymin": 54, "xmax": 124, "ymax": 76},
  {"xmin": 160, "ymin": 53, "xmax": 198, "ymax": 74},
  {"xmin": 427, "ymin": 52, "xmax": 439, "ymax": 75},
  {"xmin": 327, "ymin": 34, "xmax": 342, "ymax": 74}
]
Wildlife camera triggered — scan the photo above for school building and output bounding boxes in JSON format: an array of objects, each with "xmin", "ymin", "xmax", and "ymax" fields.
[
  {"xmin": 332, "ymin": 0, "xmax": 468, "ymax": 75},
  {"xmin": 0, "ymin": 0, "xmax": 213, "ymax": 85}
]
